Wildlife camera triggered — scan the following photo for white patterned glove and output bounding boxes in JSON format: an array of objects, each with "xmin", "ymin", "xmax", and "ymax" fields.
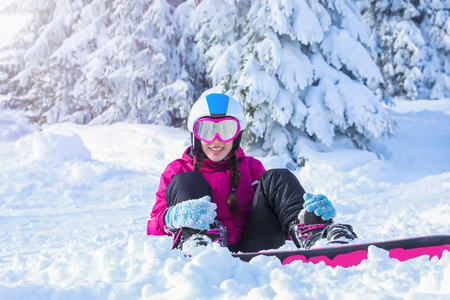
[{"xmin": 164, "ymin": 196, "xmax": 217, "ymax": 230}]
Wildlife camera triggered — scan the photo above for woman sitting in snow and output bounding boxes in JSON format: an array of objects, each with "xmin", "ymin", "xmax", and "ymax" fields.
[{"xmin": 147, "ymin": 92, "xmax": 357, "ymax": 252}]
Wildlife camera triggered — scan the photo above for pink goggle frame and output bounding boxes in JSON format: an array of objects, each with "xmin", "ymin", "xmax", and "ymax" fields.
[{"xmin": 193, "ymin": 117, "xmax": 240, "ymax": 143}]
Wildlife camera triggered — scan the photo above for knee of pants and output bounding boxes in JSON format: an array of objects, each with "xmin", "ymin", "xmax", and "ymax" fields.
[
  {"xmin": 260, "ymin": 168, "xmax": 300, "ymax": 185},
  {"xmin": 165, "ymin": 171, "xmax": 212, "ymax": 206}
]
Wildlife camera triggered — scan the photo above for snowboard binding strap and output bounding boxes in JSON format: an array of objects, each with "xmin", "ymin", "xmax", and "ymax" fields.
[{"xmin": 297, "ymin": 223, "xmax": 326, "ymax": 238}]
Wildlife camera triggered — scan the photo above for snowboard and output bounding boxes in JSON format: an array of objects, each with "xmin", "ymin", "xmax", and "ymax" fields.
[{"xmin": 231, "ymin": 235, "xmax": 450, "ymax": 268}]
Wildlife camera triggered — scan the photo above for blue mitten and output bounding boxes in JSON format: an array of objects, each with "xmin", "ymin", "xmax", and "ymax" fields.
[
  {"xmin": 303, "ymin": 193, "xmax": 336, "ymax": 220},
  {"xmin": 164, "ymin": 196, "xmax": 217, "ymax": 231}
]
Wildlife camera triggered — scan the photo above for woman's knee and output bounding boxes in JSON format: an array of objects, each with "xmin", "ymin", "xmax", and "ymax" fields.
[{"xmin": 165, "ymin": 171, "xmax": 212, "ymax": 206}]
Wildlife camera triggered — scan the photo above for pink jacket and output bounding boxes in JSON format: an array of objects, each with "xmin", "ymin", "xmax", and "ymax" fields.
[{"xmin": 147, "ymin": 147, "xmax": 266, "ymax": 246}]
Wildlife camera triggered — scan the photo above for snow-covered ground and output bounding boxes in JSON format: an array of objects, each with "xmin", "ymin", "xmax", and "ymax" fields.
[{"xmin": 0, "ymin": 99, "xmax": 449, "ymax": 299}]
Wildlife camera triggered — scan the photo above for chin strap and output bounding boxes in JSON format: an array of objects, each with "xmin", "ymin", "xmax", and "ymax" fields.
[{"xmin": 223, "ymin": 131, "xmax": 242, "ymax": 160}]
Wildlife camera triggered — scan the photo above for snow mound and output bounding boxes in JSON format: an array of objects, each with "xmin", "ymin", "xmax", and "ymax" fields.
[{"xmin": 28, "ymin": 132, "xmax": 92, "ymax": 163}]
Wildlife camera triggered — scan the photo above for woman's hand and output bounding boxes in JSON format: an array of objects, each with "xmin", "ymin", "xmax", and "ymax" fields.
[
  {"xmin": 303, "ymin": 193, "xmax": 336, "ymax": 221},
  {"xmin": 164, "ymin": 196, "xmax": 217, "ymax": 230}
]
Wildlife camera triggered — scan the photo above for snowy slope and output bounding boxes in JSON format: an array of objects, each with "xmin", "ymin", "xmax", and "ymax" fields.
[{"xmin": 0, "ymin": 99, "xmax": 450, "ymax": 299}]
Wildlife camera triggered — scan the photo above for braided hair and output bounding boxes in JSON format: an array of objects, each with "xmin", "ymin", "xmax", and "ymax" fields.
[
  {"xmin": 193, "ymin": 154, "xmax": 241, "ymax": 214},
  {"xmin": 227, "ymin": 154, "xmax": 240, "ymax": 213}
]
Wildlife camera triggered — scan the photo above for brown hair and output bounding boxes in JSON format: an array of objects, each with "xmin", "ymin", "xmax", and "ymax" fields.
[{"xmin": 193, "ymin": 154, "xmax": 240, "ymax": 214}]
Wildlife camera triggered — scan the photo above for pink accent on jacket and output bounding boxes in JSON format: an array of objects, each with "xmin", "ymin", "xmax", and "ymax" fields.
[{"xmin": 147, "ymin": 147, "xmax": 266, "ymax": 246}]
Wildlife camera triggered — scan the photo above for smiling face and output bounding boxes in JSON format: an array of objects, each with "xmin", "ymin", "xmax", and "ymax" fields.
[{"xmin": 201, "ymin": 137, "xmax": 233, "ymax": 162}]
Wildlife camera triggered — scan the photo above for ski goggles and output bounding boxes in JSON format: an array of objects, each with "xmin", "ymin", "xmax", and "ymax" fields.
[{"xmin": 193, "ymin": 117, "xmax": 240, "ymax": 143}]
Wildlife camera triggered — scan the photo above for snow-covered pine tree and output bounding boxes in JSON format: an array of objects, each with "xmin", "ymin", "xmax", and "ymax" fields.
[
  {"xmin": 76, "ymin": 0, "xmax": 193, "ymax": 126},
  {"xmin": 175, "ymin": 0, "xmax": 393, "ymax": 162},
  {"xmin": 1, "ymin": 0, "xmax": 193, "ymax": 125},
  {"xmin": 0, "ymin": 0, "xmax": 60, "ymax": 115},
  {"xmin": 360, "ymin": 0, "xmax": 450, "ymax": 100}
]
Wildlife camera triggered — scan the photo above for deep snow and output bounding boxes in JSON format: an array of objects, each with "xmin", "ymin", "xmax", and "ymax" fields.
[{"xmin": 0, "ymin": 98, "xmax": 449, "ymax": 299}]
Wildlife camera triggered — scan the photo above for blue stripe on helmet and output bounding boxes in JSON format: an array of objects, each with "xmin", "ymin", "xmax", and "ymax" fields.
[{"xmin": 205, "ymin": 94, "xmax": 229, "ymax": 115}]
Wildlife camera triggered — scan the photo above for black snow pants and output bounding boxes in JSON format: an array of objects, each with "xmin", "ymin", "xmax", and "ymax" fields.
[{"xmin": 165, "ymin": 169, "xmax": 305, "ymax": 253}]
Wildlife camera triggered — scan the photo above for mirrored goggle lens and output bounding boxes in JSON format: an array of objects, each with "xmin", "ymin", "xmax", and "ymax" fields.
[{"xmin": 194, "ymin": 119, "xmax": 239, "ymax": 143}]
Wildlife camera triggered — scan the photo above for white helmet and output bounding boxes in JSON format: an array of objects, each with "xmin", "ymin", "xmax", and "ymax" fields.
[
  {"xmin": 187, "ymin": 93, "xmax": 247, "ymax": 157},
  {"xmin": 187, "ymin": 93, "xmax": 247, "ymax": 132}
]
